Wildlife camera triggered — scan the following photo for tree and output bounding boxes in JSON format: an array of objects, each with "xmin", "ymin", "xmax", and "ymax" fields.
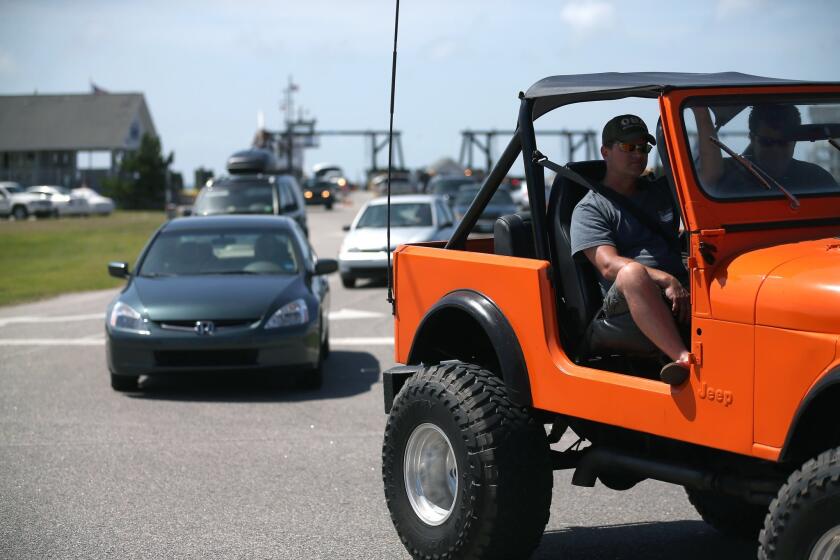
[{"xmin": 103, "ymin": 134, "xmax": 174, "ymax": 210}]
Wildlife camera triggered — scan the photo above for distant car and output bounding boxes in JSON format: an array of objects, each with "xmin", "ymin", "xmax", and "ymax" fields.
[
  {"xmin": 0, "ymin": 181, "xmax": 53, "ymax": 220},
  {"xmin": 105, "ymin": 215, "xmax": 337, "ymax": 392},
  {"xmin": 302, "ymin": 179, "xmax": 337, "ymax": 210},
  {"xmin": 501, "ymin": 176, "xmax": 527, "ymax": 209},
  {"xmin": 192, "ymin": 174, "xmax": 308, "ymax": 235},
  {"xmin": 451, "ymin": 187, "xmax": 518, "ymax": 233},
  {"xmin": 0, "ymin": 186, "xmax": 10, "ymax": 218},
  {"xmin": 71, "ymin": 187, "xmax": 115, "ymax": 215},
  {"xmin": 426, "ymin": 175, "xmax": 479, "ymax": 205},
  {"xmin": 27, "ymin": 185, "xmax": 90, "ymax": 217},
  {"xmin": 338, "ymin": 195, "xmax": 455, "ymax": 288}
]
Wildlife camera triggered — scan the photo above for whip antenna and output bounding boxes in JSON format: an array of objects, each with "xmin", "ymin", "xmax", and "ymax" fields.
[{"xmin": 385, "ymin": 0, "xmax": 400, "ymax": 313}]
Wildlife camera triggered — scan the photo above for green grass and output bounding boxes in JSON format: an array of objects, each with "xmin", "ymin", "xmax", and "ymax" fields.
[{"xmin": 0, "ymin": 212, "xmax": 167, "ymax": 306}]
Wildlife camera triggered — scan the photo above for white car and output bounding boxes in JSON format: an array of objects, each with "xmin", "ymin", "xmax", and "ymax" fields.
[
  {"xmin": 0, "ymin": 186, "xmax": 10, "ymax": 218},
  {"xmin": 338, "ymin": 194, "xmax": 455, "ymax": 288},
  {"xmin": 27, "ymin": 185, "xmax": 90, "ymax": 217},
  {"xmin": 0, "ymin": 181, "xmax": 53, "ymax": 220},
  {"xmin": 71, "ymin": 187, "xmax": 115, "ymax": 215}
]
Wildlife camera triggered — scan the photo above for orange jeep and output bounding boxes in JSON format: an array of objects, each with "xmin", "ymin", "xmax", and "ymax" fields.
[{"xmin": 380, "ymin": 73, "xmax": 840, "ymax": 560}]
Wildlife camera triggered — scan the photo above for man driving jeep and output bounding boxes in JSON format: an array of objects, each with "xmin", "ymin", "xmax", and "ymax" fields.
[
  {"xmin": 570, "ymin": 115, "xmax": 691, "ymax": 385},
  {"xmin": 693, "ymin": 104, "xmax": 838, "ymax": 194}
]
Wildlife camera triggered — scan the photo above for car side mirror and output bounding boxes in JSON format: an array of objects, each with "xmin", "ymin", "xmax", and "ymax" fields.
[
  {"xmin": 314, "ymin": 258, "xmax": 338, "ymax": 275},
  {"xmin": 180, "ymin": 207, "xmax": 192, "ymax": 217},
  {"xmin": 439, "ymin": 221, "xmax": 453, "ymax": 228},
  {"xmin": 342, "ymin": 224, "xmax": 351, "ymax": 232},
  {"xmin": 108, "ymin": 261, "xmax": 130, "ymax": 279}
]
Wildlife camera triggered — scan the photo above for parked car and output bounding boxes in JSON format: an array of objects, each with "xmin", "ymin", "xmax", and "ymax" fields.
[
  {"xmin": 302, "ymin": 179, "xmax": 337, "ymax": 210},
  {"xmin": 451, "ymin": 186, "xmax": 518, "ymax": 233},
  {"xmin": 0, "ymin": 181, "xmax": 53, "ymax": 220},
  {"xmin": 426, "ymin": 175, "xmax": 479, "ymax": 204},
  {"xmin": 338, "ymin": 195, "xmax": 455, "ymax": 288},
  {"xmin": 71, "ymin": 186, "xmax": 115, "ymax": 216},
  {"xmin": 106, "ymin": 215, "xmax": 337, "ymax": 392},
  {"xmin": 191, "ymin": 174, "xmax": 308, "ymax": 235},
  {"xmin": 27, "ymin": 185, "xmax": 90, "ymax": 217},
  {"xmin": 0, "ymin": 186, "xmax": 10, "ymax": 218}
]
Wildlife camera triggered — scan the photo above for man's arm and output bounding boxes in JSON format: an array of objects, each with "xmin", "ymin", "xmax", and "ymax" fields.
[
  {"xmin": 691, "ymin": 106, "xmax": 724, "ymax": 187},
  {"xmin": 583, "ymin": 245, "xmax": 690, "ymax": 324}
]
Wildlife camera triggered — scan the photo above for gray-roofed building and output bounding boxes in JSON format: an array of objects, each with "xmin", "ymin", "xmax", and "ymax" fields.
[{"xmin": 0, "ymin": 92, "xmax": 157, "ymax": 188}]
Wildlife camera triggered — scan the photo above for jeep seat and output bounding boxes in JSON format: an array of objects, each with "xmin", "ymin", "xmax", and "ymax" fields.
[
  {"xmin": 546, "ymin": 160, "xmax": 658, "ymax": 362},
  {"xmin": 493, "ymin": 212, "xmax": 535, "ymax": 259}
]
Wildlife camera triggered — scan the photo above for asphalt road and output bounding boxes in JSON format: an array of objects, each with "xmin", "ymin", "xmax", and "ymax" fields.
[{"xmin": 0, "ymin": 192, "xmax": 758, "ymax": 559}]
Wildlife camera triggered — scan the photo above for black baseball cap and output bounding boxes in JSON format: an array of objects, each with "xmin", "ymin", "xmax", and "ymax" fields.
[{"xmin": 602, "ymin": 114, "xmax": 656, "ymax": 146}]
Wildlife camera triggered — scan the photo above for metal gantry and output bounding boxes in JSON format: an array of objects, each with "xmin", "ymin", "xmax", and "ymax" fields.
[{"xmin": 460, "ymin": 129, "xmax": 598, "ymax": 173}]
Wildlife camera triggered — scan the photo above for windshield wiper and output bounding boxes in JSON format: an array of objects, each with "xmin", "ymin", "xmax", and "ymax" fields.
[
  {"xmin": 139, "ymin": 272, "xmax": 175, "ymax": 278},
  {"xmin": 199, "ymin": 270, "xmax": 261, "ymax": 275},
  {"xmin": 708, "ymin": 136, "xmax": 800, "ymax": 210}
]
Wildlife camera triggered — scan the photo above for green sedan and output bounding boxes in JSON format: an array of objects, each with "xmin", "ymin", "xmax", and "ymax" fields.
[{"xmin": 105, "ymin": 215, "xmax": 337, "ymax": 391}]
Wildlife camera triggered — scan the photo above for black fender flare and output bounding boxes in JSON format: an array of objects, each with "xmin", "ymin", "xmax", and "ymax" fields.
[
  {"xmin": 779, "ymin": 365, "xmax": 840, "ymax": 462},
  {"xmin": 407, "ymin": 289, "xmax": 531, "ymax": 406}
]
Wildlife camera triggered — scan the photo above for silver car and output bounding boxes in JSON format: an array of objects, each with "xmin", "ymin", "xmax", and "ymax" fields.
[{"xmin": 338, "ymin": 195, "xmax": 455, "ymax": 288}]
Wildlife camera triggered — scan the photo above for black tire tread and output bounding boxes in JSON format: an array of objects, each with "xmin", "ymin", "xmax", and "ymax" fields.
[
  {"xmin": 383, "ymin": 361, "xmax": 552, "ymax": 560},
  {"xmin": 758, "ymin": 446, "xmax": 840, "ymax": 559}
]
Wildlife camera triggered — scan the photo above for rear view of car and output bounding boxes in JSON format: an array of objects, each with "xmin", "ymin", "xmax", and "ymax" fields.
[
  {"xmin": 192, "ymin": 175, "xmax": 308, "ymax": 235},
  {"xmin": 302, "ymin": 180, "xmax": 337, "ymax": 210}
]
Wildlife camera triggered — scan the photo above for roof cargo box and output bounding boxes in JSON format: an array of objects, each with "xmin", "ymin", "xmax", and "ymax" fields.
[{"xmin": 226, "ymin": 149, "xmax": 281, "ymax": 175}]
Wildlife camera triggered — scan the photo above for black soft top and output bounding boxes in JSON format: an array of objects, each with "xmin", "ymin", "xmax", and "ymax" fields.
[{"xmin": 523, "ymin": 72, "xmax": 838, "ymax": 119}]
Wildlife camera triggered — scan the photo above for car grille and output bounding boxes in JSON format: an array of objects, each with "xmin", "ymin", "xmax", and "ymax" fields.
[
  {"xmin": 157, "ymin": 319, "xmax": 258, "ymax": 332},
  {"xmin": 154, "ymin": 349, "xmax": 259, "ymax": 368}
]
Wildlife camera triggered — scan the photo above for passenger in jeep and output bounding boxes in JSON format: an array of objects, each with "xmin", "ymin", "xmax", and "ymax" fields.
[
  {"xmin": 693, "ymin": 104, "xmax": 838, "ymax": 194},
  {"xmin": 570, "ymin": 115, "xmax": 691, "ymax": 385}
]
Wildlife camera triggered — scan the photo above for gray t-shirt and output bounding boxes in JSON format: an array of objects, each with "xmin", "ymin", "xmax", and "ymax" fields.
[{"xmin": 570, "ymin": 177, "xmax": 687, "ymax": 294}]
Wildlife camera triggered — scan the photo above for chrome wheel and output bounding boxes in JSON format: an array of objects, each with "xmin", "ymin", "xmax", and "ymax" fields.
[
  {"xmin": 810, "ymin": 524, "xmax": 840, "ymax": 560},
  {"xmin": 404, "ymin": 423, "xmax": 457, "ymax": 526}
]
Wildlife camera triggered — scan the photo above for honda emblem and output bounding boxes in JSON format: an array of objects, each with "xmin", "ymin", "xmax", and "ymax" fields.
[{"xmin": 195, "ymin": 320, "xmax": 215, "ymax": 336}]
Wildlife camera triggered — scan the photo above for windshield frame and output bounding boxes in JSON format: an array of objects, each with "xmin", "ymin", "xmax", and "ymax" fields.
[{"xmin": 680, "ymin": 93, "xmax": 840, "ymax": 205}]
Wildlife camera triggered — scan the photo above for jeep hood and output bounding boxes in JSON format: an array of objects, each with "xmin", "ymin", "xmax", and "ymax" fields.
[{"xmin": 710, "ymin": 237, "xmax": 840, "ymax": 333}]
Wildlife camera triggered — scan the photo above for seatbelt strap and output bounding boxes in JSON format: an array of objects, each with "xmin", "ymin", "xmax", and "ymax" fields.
[{"xmin": 534, "ymin": 151, "xmax": 681, "ymax": 254}]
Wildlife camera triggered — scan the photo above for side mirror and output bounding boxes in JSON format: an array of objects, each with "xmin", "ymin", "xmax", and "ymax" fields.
[
  {"xmin": 180, "ymin": 207, "xmax": 192, "ymax": 217},
  {"xmin": 342, "ymin": 224, "xmax": 351, "ymax": 232},
  {"xmin": 314, "ymin": 258, "xmax": 338, "ymax": 275},
  {"xmin": 439, "ymin": 221, "xmax": 453, "ymax": 228},
  {"xmin": 108, "ymin": 261, "xmax": 130, "ymax": 279}
]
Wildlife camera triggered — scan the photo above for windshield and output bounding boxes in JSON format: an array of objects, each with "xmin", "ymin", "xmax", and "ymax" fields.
[
  {"xmin": 139, "ymin": 230, "xmax": 300, "ymax": 277},
  {"xmin": 683, "ymin": 98, "xmax": 840, "ymax": 200},
  {"xmin": 193, "ymin": 182, "xmax": 275, "ymax": 215},
  {"xmin": 356, "ymin": 203, "xmax": 434, "ymax": 228}
]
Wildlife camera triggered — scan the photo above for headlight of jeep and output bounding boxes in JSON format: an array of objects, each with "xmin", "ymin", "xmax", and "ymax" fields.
[
  {"xmin": 265, "ymin": 298, "xmax": 309, "ymax": 329},
  {"xmin": 109, "ymin": 301, "xmax": 150, "ymax": 335}
]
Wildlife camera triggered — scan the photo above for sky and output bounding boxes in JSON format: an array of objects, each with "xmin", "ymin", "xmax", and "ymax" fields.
[{"xmin": 1, "ymin": 0, "xmax": 839, "ymax": 186}]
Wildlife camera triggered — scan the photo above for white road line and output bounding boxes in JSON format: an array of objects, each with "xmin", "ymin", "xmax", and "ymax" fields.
[
  {"xmin": 0, "ymin": 337, "xmax": 394, "ymax": 347},
  {"xmin": 331, "ymin": 337, "xmax": 394, "ymax": 346},
  {"xmin": 0, "ymin": 339, "xmax": 105, "ymax": 346},
  {"xmin": 0, "ymin": 313, "xmax": 104, "ymax": 328},
  {"xmin": 328, "ymin": 309, "xmax": 386, "ymax": 321}
]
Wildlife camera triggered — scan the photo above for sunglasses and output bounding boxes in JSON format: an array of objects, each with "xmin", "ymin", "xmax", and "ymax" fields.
[
  {"xmin": 614, "ymin": 142, "xmax": 653, "ymax": 154},
  {"xmin": 754, "ymin": 135, "xmax": 793, "ymax": 148}
]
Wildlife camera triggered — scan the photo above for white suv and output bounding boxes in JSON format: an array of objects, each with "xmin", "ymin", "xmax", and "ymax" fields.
[{"xmin": 0, "ymin": 182, "xmax": 53, "ymax": 220}]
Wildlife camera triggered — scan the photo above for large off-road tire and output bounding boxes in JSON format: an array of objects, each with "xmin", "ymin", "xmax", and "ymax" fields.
[
  {"xmin": 110, "ymin": 373, "xmax": 138, "ymax": 392},
  {"xmin": 685, "ymin": 487, "xmax": 768, "ymax": 540},
  {"xmin": 382, "ymin": 361, "xmax": 552, "ymax": 560},
  {"xmin": 758, "ymin": 447, "xmax": 840, "ymax": 559}
]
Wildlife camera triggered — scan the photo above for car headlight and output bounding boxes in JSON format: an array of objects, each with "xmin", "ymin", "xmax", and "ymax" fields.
[
  {"xmin": 265, "ymin": 298, "xmax": 309, "ymax": 329},
  {"xmin": 109, "ymin": 301, "xmax": 150, "ymax": 335}
]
